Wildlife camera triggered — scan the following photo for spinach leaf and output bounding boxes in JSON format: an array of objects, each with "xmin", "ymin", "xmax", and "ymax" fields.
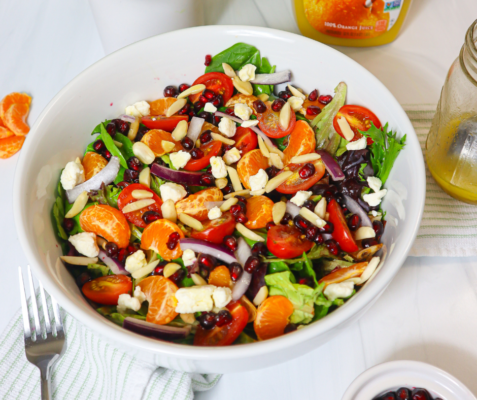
[
  {"xmin": 113, "ymin": 132, "xmax": 135, "ymax": 161},
  {"xmin": 298, "ymin": 252, "xmax": 318, "ymax": 287},
  {"xmin": 253, "ymin": 58, "xmax": 276, "ymax": 96},
  {"xmin": 87, "ymin": 263, "xmax": 111, "ymax": 278},
  {"xmin": 52, "ymin": 196, "xmax": 68, "ymax": 241},
  {"xmin": 91, "ymin": 119, "xmax": 111, "ymax": 136},
  {"xmin": 274, "ymin": 135, "xmax": 289, "ymax": 151},
  {"xmin": 205, "ymin": 43, "xmax": 261, "ymax": 73},
  {"xmin": 114, "ymin": 167, "xmax": 125, "ymax": 185},
  {"xmin": 84, "ymin": 141, "xmax": 96, "ymax": 155},
  {"xmin": 100, "ymin": 123, "xmax": 128, "ymax": 168}
]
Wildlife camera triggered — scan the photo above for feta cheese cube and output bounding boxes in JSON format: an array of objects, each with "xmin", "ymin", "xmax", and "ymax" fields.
[
  {"xmin": 234, "ymin": 103, "xmax": 253, "ymax": 121},
  {"xmin": 175, "ymin": 285, "xmax": 216, "ymax": 314},
  {"xmin": 346, "ymin": 136, "xmax": 367, "ymax": 151},
  {"xmin": 287, "ymin": 96, "xmax": 304, "ymax": 112},
  {"xmin": 182, "ymin": 249, "xmax": 197, "ymax": 267},
  {"xmin": 68, "ymin": 232, "xmax": 99, "ymax": 258},
  {"xmin": 218, "ymin": 117, "xmax": 237, "ymax": 138},
  {"xmin": 125, "ymin": 101, "xmax": 150, "ymax": 117},
  {"xmin": 212, "ymin": 287, "xmax": 232, "ymax": 308},
  {"xmin": 160, "ymin": 182, "xmax": 187, "ymax": 204},
  {"xmin": 61, "ymin": 159, "xmax": 85, "ymax": 190},
  {"xmin": 238, "ymin": 64, "xmax": 256, "ymax": 82},
  {"xmin": 134, "ymin": 286, "xmax": 147, "ymax": 304},
  {"xmin": 241, "ymin": 120, "xmax": 259, "ymax": 128},
  {"xmin": 249, "ymin": 169, "xmax": 268, "ymax": 192},
  {"xmin": 290, "ymin": 190, "xmax": 312, "ymax": 207},
  {"xmin": 117, "ymin": 294, "xmax": 141, "ymax": 313},
  {"xmin": 223, "ymin": 147, "xmax": 241, "ymax": 165},
  {"xmin": 125, "ymin": 250, "xmax": 147, "ymax": 273},
  {"xmin": 169, "ymin": 150, "xmax": 191, "ymax": 169},
  {"xmin": 367, "ymin": 176, "xmax": 382, "ymax": 193},
  {"xmin": 204, "ymin": 103, "xmax": 217, "ymax": 113},
  {"xmin": 324, "ymin": 281, "xmax": 355, "ymax": 301},
  {"xmin": 210, "ymin": 156, "xmax": 227, "ymax": 179},
  {"xmin": 208, "ymin": 206, "xmax": 222, "ymax": 220},
  {"xmin": 363, "ymin": 189, "xmax": 387, "ymax": 207}
]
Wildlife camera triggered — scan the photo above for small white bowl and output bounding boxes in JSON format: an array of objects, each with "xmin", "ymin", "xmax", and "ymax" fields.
[{"xmin": 342, "ymin": 360, "xmax": 477, "ymax": 400}]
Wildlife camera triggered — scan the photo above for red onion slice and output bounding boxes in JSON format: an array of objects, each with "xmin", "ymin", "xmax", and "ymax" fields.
[
  {"xmin": 232, "ymin": 237, "xmax": 253, "ymax": 301},
  {"xmin": 286, "ymin": 201, "xmax": 301, "ymax": 218},
  {"xmin": 151, "ymin": 163, "xmax": 203, "ymax": 186},
  {"xmin": 123, "ymin": 317, "xmax": 191, "ymax": 340},
  {"xmin": 249, "ymin": 70, "xmax": 291, "ymax": 85},
  {"xmin": 99, "ymin": 250, "xmax": 129, "ymax": 275},
  {"xmin": 119, "ymin": 114, "xmax": 136, "ymax": 123},
  {"xmin": 343, "ymin": 194, "xmax": 372, "ymax": 227},
  {"xmin": 187, "ymin": 117, "xmax": 205, "ymax": 144},
  {"xmin": 316, "ymin": 150, "xmax": 345, "ymax": 181},
  {"xmin": 66, "ymin": 156, "xmax": 120, "ymax": 203},
  {"xmin": 179, "ymin": 238, "xmax": 236, "ymax": 264}
]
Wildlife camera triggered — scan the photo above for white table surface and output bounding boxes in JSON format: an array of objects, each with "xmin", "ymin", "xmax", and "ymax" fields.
[{"xmin": 1, "ymin": 0, "xmax": 477, "ymax": 399}]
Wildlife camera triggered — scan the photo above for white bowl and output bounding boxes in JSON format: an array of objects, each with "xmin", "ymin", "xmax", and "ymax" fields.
[
  {"xmin": 13, "ymin": 26, "xmax": 425, "ymax": 373},
  {"xmin": 342, "ymin": 360, "xmax": 477, "ymax": 400}
]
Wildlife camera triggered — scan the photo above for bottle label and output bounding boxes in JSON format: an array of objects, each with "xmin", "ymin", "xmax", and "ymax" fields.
[{"xmin": 303, "ymin": 0, "xmax": 404, "ymax": 39}]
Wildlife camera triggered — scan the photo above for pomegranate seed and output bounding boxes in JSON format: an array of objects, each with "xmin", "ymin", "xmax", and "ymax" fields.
[
  {"xmin": 278, "ymin": 91, "xmax": 292, "ymax": 100},
  {"xmin": 235, "ymin": 212, "xmax": 247, "ymax": 224},
  {"xmin": 396, "ymin": 388, "xmax": 411, "ymax": 399},
  {"xmin": 142, "ymin": 210, "xmax": 161, "ymax": 224},
  {"xmin": 266, "ymin": 221, "xmax": 275, "ymax": 230},
  {"xmin": 181, "ymin": 137, "xmax": 194, "ymax": 150},
  {"xmin": 306, "ymin": 106, "xmax": 321, "ymax": 116},
  {"xmin": 215, "ymin": 309, "xmax": 232, "ymax": 327},
  {"xmin": 76, "ymin": 272, "xmax": 92, "ymax": 287},
  {"xmin": 204, "ymin": 54, "xmax": 212, "ymax": 66},
  {"xmin": 298, "ymin": 277, "xmax": 314, "ymax": 287},
  {"xmin": 163, "ymin": 85, "xmax": 178, "ymax": 97},
  {"xmin": 305, "ymin": 226, "xmax": 319, "ymax": 241},
  {"xmin": 380, "ymin": 392, "xmax": 398, "ymax": 400},
  {"xmin": 124, "ymin": 169, "xmax": 139, "ymax": 183},
  {"xmin": 169, "ymin": 268, "xmax": 186, "ymax": 284},
  {"xmin": 200, "ymin": 173, "xmax": 214, "ymax": 186},
  {"xmin": 200, "ymin": 130, "xmax": 212, "ymax": 144},
  {"xmin": 106, "ymin": 122, "xmax": 116, "ymax": 137},
  {"xmin": 281, "ymin": 213, "xmax": 292, "ymax": 225},
  {"xmin": 63, "ymin": 218, "xmax": 75, "ymax": 233},
  {"xmin": 222, "ymin": 184, "xmax": 233, "ymax": 195},
  {"xmin": 103, "ymin": 150, "xmax": 112, "ymax": 161},
  {"xmin": 318, "ymin": 222, "xmax": 334, "ymax": 234},
  {"xmin": 212, "ymin": 94, "xmax": 223, "ymax": 107},
  {"xmin": 203, "ymin": 89, "xmax": 215, "ymax": 100},
  {"xmin": 225, "ymin": 108, "xmax": 235, "ymax": 116},
  {"xmin": 302, "ymin": 200, "xmax": 315, "ymax": 211},
  {"xmin": 193, "ymin": 101, "xmax": 204, "ymax": 114},
  {"xmin": 308, "ymin": 89, "xmax": 318, "ymax": 101},
  {"xmin": 151, "ymin": 262, "xmax": 167, "ymax": 276},
  {"xmin": 135, "ymin": 125, "xmax": 149, "ymax": 142},
  {"xmin": 223, "ymin": 235, "xmax": 238, "ymax": 251},
  {"xmin": 199, "ymin": 254, "xmax": 216, "ymax": 269},
  {"xmin": 230, "ymin": 204, "xmax": 244, "ymax": 216},
  {"xmin": 373, "ymin": 220, "xmax": 384, "ymax": 238},
  {"xmin": 223, "ymin": 144, "xmax": 233, "ymax": 152},
  {"xmin": 362, "ymin": 238, "xmax": 379, "ymax": 248},
  {"xmin": 266, "ymin": 166, "xmax": 280, "ymax": 178},
  {"xmin": 178, "ymin": 103, "xmax": 191, "ymax": 115},
  {"xmin": 190, "ymin": 148, "xmax": 204, "ymax": 160},
  {"xmin": 199, "ymin": 312, "xmax": 216, "ymax": 330},
  {"xmin": 294, "ymin": 215, "xmax": 310, "ymax": 232},
  {"xmin": 117, "ymin": 248, "xmax": 127, "ymax": 263},
  {"xmin": 315, "ymin": 234, "xmax": 324, "ymax": 244},
  {"xmin": 235, "ymin": 196, "xmax": 247, "ymax": 203},
  {"xmin": 244, "ymin": 256, "xmax": 260, "ymax": 273},
  {"xmin": 325, "ymin": 239, "xmax": 340, "ymax": 256},
  {"xmin": 126, "ymin": 245, "xmax": 137, "ymax": 256},
  {"xmin": 105, "ymin": 242, "xmax": 118, "ymax": 257},
  {"xmin": 179, "ymin": 83, "xmax": 190, "ymax": 93},
  {"xmin": 253, "ymin": 100, "xmax": 267, "ymax": 113},
  {"xmin": 93, "ymin": 139, "xmax": 105, "ymax": 152},
  {"xmin": 252, "ymin": 242, "xmax": 267, "ymax": 257},
  {"xmin": 323, "ymin": 190, "xmax": 335, "ymax": 203},
  {"xmin": 113, "ymin": 119, "xmax": 129, "ymax": 134},
  {"xmin": 199, "ymin": 95, "xmax": 208, "ymax": 105},
  {"xmin": 318, "ymin": 95, "xmax": 333, "ymax": 105},
  {"xmin": 199, "ymin": 111, "xmax": 213, "ymax": 123},
  {"xmin": 166, "ymin": 232, "xmax": 180, "ymax": 250},
  {"xmin": 299, "ymin": 163, "xmax": 315, "ymax": 179},
  {"xmin": 116, "ymin": 181, "xmax": 130, "ymax": 189},
  {"xmin": 127, "ymin": 157, "xmax": 142, "ymax": 171},
  {"xmin": 271, "ymin": 98, "xmax": 286, "ymax": 112},
  {"xmin": 284, "ymin": 323, "xmax": 297, "ymax": 334},
  {"xmin": 229, "ymin": 262, "xmax": 243, "ymax": 281},
  {"xmin": 348, "ymin": 214, "xmax": 361, "ymax": 231},
  {"xmin": 411, "ymin": 389, "xmax": 432, "ymax": 400}
]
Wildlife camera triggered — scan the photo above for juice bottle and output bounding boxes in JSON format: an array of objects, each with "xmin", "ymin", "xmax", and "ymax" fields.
[{"xmin": 293, "ymin": 0, "xmax": 412, "ymax": 47}]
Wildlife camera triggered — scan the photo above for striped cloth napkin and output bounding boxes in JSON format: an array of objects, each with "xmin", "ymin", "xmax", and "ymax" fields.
[
  {"xmin": 0, "ymin": 291, "xmax": 220, "ymax": 400},
  {"xmin": 405, "ymin": 104, "xmax": 477, "ymax": 257}
]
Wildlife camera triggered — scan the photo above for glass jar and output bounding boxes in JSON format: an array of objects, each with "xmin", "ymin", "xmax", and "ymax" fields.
[{"xmin": 426, "ymin": 19, "xmax": 477, "ymax": 204}]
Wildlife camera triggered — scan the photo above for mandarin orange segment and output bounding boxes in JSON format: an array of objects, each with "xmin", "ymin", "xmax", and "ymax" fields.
[
  {"xmin": 318, "ymin": 262, "xmax": 368, "ymax": 288},
  {"xmin": 137, "ymin": 276, "xmax": 178, "ymax": 325},
  {"xmin": 0, "ymin": 135, "xmax": 25, "ymax": 159},
  {"xmin": 208, "ymin": 266, "xmax": 232, "ymax": 288},
  {"xmin": 141, "ymin": 129, "xmax": 183, "ymax": 157},
  {"xmin": 254, "ymin": 295, "xmax": 294, "ymax": 341},
  {"xmin": 140, "ymin": 219, "xmax": 185, "ymax": 260},
  {"xmin": 175, "ymin": 188, "xmax": 223, "ymax": 221},
  {"xmin": 83, "ymin": 152, "xmax": 108, "ymax": 181},
  {"xmin": 4, "ymin": 103, "xmax": 30, "ymax": 136},
  {"xmin": 0, "ymin": 126, "xmax": 14, "ymax": 139},
  {"xmin": 245, "ymin": 196, "xmax": 274, "ymax": 229},
  {"xmin": 237, "ymin": 149, "xmax": 269, "ymax": 189},
  {"xmin": 283, "ymin": 120, "xmax": 316, "ymax": 165},
  {"xmin": 149, "ymin": 98, "xmax": 177, "ymax": 116},
  {"xmin": 79, "ymin": 205, "xmax": 131, "ymax": 248},
  {"xmin": 0, "ymin": 92, "xmax": 31, "ymax": 120}
]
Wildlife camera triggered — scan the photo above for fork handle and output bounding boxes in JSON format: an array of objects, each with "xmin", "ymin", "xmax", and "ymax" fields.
[{"xmin": 40, "ymin": 367, "xmax": 51, "ymax": 400}]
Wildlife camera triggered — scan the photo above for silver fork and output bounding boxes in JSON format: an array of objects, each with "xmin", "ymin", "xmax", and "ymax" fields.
[{"xmin": 19, "ymin": 266, "xmax": 66, "ymax": 400}]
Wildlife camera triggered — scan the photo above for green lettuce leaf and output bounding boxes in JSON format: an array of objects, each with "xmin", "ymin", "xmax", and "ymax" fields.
[
  {"xmin": 335, "ymin": 137, "xmax": 349, "ymax": 157},
  {"xmin": 89, "ymin": 183, "xmax": 122, "ymax": 208}
]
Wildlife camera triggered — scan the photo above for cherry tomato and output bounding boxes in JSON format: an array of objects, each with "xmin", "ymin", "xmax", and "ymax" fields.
[
  {"xmin": 258, "ymin": 103, "xmax": 297, "ymax": 139},
  {"xmin": 189, "ymin": 72, "xmax": 234, "ymax": 104},
  {"xmin": 82, "ymin": 275, "xmax": 132, "ymax": 305},
  {"xmin": 190, "ymin": 212, "xmax": 236, "ymax": 244},
  {"xmin": 333, "ymin": 105, "xmax": 381, "ymax": 143},
  {"xmin": 233, "ymin": 126, "xmax": 258, "ymax": 155},
  {"xmin": 266, "ymin": 225, "xmax": 313, "ymax": 259},
  {"xmin": 194, "ymin": 301, "xmax": 248, "ymax": 346},
  {"xmin": 183, "ymin": 140, "xmax": 222, "ymax": 171},
  {"xmin": 141, "ymin": 115, "xmax": 188, "ymax": 132},
  {"xmin": 327, "ymin": 199, "xmax": 359, "ymax": 253},
  {"xmin": 117, "ymin": 183, "xmax": 163, "ymax": 228},
  {"xmin": 276, "ymin": 159, "xmax": 326, "ymax": 194}
]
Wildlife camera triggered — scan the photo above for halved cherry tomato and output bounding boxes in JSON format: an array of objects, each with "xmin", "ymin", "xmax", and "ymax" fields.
[
  {"xmin": 233, "ymin": 126, "xmax": 258, "ymax": 155},
  {"xmin": 117, "ymin": 183, "xmax": 163, "ymax": 228},
  {"xmin": 141, "ymin": 115, "xmax": 188, "ymax": 132},
  {"xmin": 194, "ymin": 301, "xmax": 249, "ymax": 346},
  {"xmin": 190, "ymin": 212, "xmax": 236, "ymax": 244},
  {"xmin": 189, "ymin": 72, "xmax": 234, "ymax": 104},
  {"xmin": 258, "ymin": 103, "xmax": 297, "ymax": 138},
  {"xmin": 82, "ymin": 275, "xmax": 132, "ymax": 305},
  {"xmin": 327, "ymin": 199, "xmax": 359, "ymax": 253},
  {"xmin": 267, "ymin": 225, "xmax": 313, "ymax": 259},
  {"xmin": 276, "ymin": 159, "xmax": 326, "ymax": 194},
  {"xmin": 333, "ymin": 105, "xmax": 381, "ymax": 143},
  {"xmin": 183, "ymin": 140, "xmax": 222, "ymax": 171}
]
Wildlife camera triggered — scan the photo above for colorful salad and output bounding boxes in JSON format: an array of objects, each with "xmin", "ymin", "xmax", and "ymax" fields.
[{"xmin": 52, "ymin": 43, "xmax": 406, "ymax": 346}]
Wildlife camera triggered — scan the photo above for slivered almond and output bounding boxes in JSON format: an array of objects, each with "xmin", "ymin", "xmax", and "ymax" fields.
[
  {"xmin": 161, "ymin": 140, "xmax": 175, "ymax": 153},
  {"xmin": 113, "ymin": 140, "xmax": 123, "ymax": 148},
  {"xmin": 232, "ymin": 76, "xmax": 253, "ymax": 96},
  {"xmin": 132, "ymin": 190, "xmax": 153, "ymax": 199},
  {"xmin": 163, "ymin": 263, "xmax": 182, "ymax": 278},
  {"xmin": 325, "ymin": 212, "xmax": 330, "ymax": 220},
  {"xmin": 133, "ymin": 142, "xmax": 155, "ymax": 164},
  {"xmin": 257, "ymin": 135, "xmax": 270, "ymax": 158},
  {"xmin": 250, "ymin": 189, "xmax": 266, "ymax": 196},
  {"xmin": 265, "ymin": 170, "xmax": 293, "ymax": 193},
  {"xmin": 60, "ymin": 256, "xmax": 98, "ymax": 265},
  {"xmin": 179, "ymin": 213, "xmax": 203, "ymax": 231},
  {"xmin": 287, "ymin": 84, "xmax": 306, "ymax": 100},
  {"xmin": 177, "ymin": 84, "xmax": 206, "ymax": 99},
  {"xmin": 171, "ymin": 120, "xmax": 188, "ymax": 141},
  {"xmin": 265, "ymin": 142, "xmax": 284, "ymax": 159},
  {"xmin": 139, "ymin": 167, "xmax": 150, "ymax": 188},
  {"xmin": 191, "ymin": 273, "xmax": 207, "ymax": 286},
  {"xmin": 299, "ymin": 207, "xmax": 327, "ymax": 228},
  {"xmin": 354, "ymin": 227, "xmax": 376, "ymax": 240},
  {"xmin": 181, "ymin": 313, "xmax": 196, "ymax": 324},
  {"xmin": 161, "ymin": 199, "xmax": 177, "ymax": 223},
  {"xmin": 96, "ymin": 236, "xmax": 108, "ymax": 250},
  {"xmin": 279, "ymin": 102, "xmax": 291, "ymax": 130},
  {"xmin": 290, "ymin": 153, "xmax": 321, "ymax": 164},
  {"xmin": 314, "ymin": 197, "xmax": 327, "ymax": 219},
  {"xmin": 236, "ymin": 223, "xmax": 265, "ymax": 242},
  {"xmin": 166, "ymin": 98, "xmax": 187, "ymax": 117},
  {"xmin": 211, "ymin": 132, "xmax": 235, "ymax": 145},
  {"xmin": 224, "ymin": 189, "xmax": 251, "ymax": 199},
  {"xmin": 75, "ymin": 157, "xmax": 82, "ymax": 164},
  {"xmin": 227, "ymin": 167, "xmax": 243, "ymax": 192},
  {"xmin": 65, "ymin": 191, "xmax": 88, "ymax": 218},
  {"xmin": 220, "ymin": 197, "xmax": 238, "ymax": 211},
  {"xmin": 196, "ymin": 139, "xmax": 202, "ymax": 148},
  {"xmin": 128, "ymin": 117, "xmax": 140, "ymax": 140},
  {"xmin": 337, "ymin": 116, "xmax": 355, "ymax": 141},
  {"xmin": 222, "ymin": 63, "xmax": 236, "ymax": 78},
  {"xmin": 257, "ymin": 94, "xmax": 269, "ymax": 102},
  {"xmin": 131, "ymin": 260, "xmax": 160, "ymax": 280},
  {"xmin": 269, "ymin": 153, "xmax": 284, "ymax": 169},
  {"xmin": 272, "ymin": 202, "xmax": 287, "ymax": 224},
  {"xmin": 122, "ymin": 199, "xmax": 156, "ymax": 213},
  {"xmin": 215, "ymin": 178, "xmax": 228, "ymax": 189},
  {"xmin": 253, "ymin": 286, "xmax": 268, "ymax": 306}
]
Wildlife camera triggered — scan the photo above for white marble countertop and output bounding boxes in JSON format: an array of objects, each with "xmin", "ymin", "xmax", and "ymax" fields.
[{"xmin": 1, "ymin": 0, "xmax": 477, "ymax": 399}]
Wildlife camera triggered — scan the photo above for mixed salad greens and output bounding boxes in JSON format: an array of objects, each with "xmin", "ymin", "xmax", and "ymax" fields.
[{"xmin": 52, "ymin": 43, "xmax": 405, "ymax": 346}]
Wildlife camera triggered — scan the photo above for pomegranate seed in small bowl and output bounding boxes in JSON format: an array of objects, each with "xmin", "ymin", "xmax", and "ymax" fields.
[
  {"xmin": 308, "ymin": 89, "xmax": 318, "ymax": 101},
  {"xmin": 318, "ymin": 94, "xmax": 333, "ymax": 105}
]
